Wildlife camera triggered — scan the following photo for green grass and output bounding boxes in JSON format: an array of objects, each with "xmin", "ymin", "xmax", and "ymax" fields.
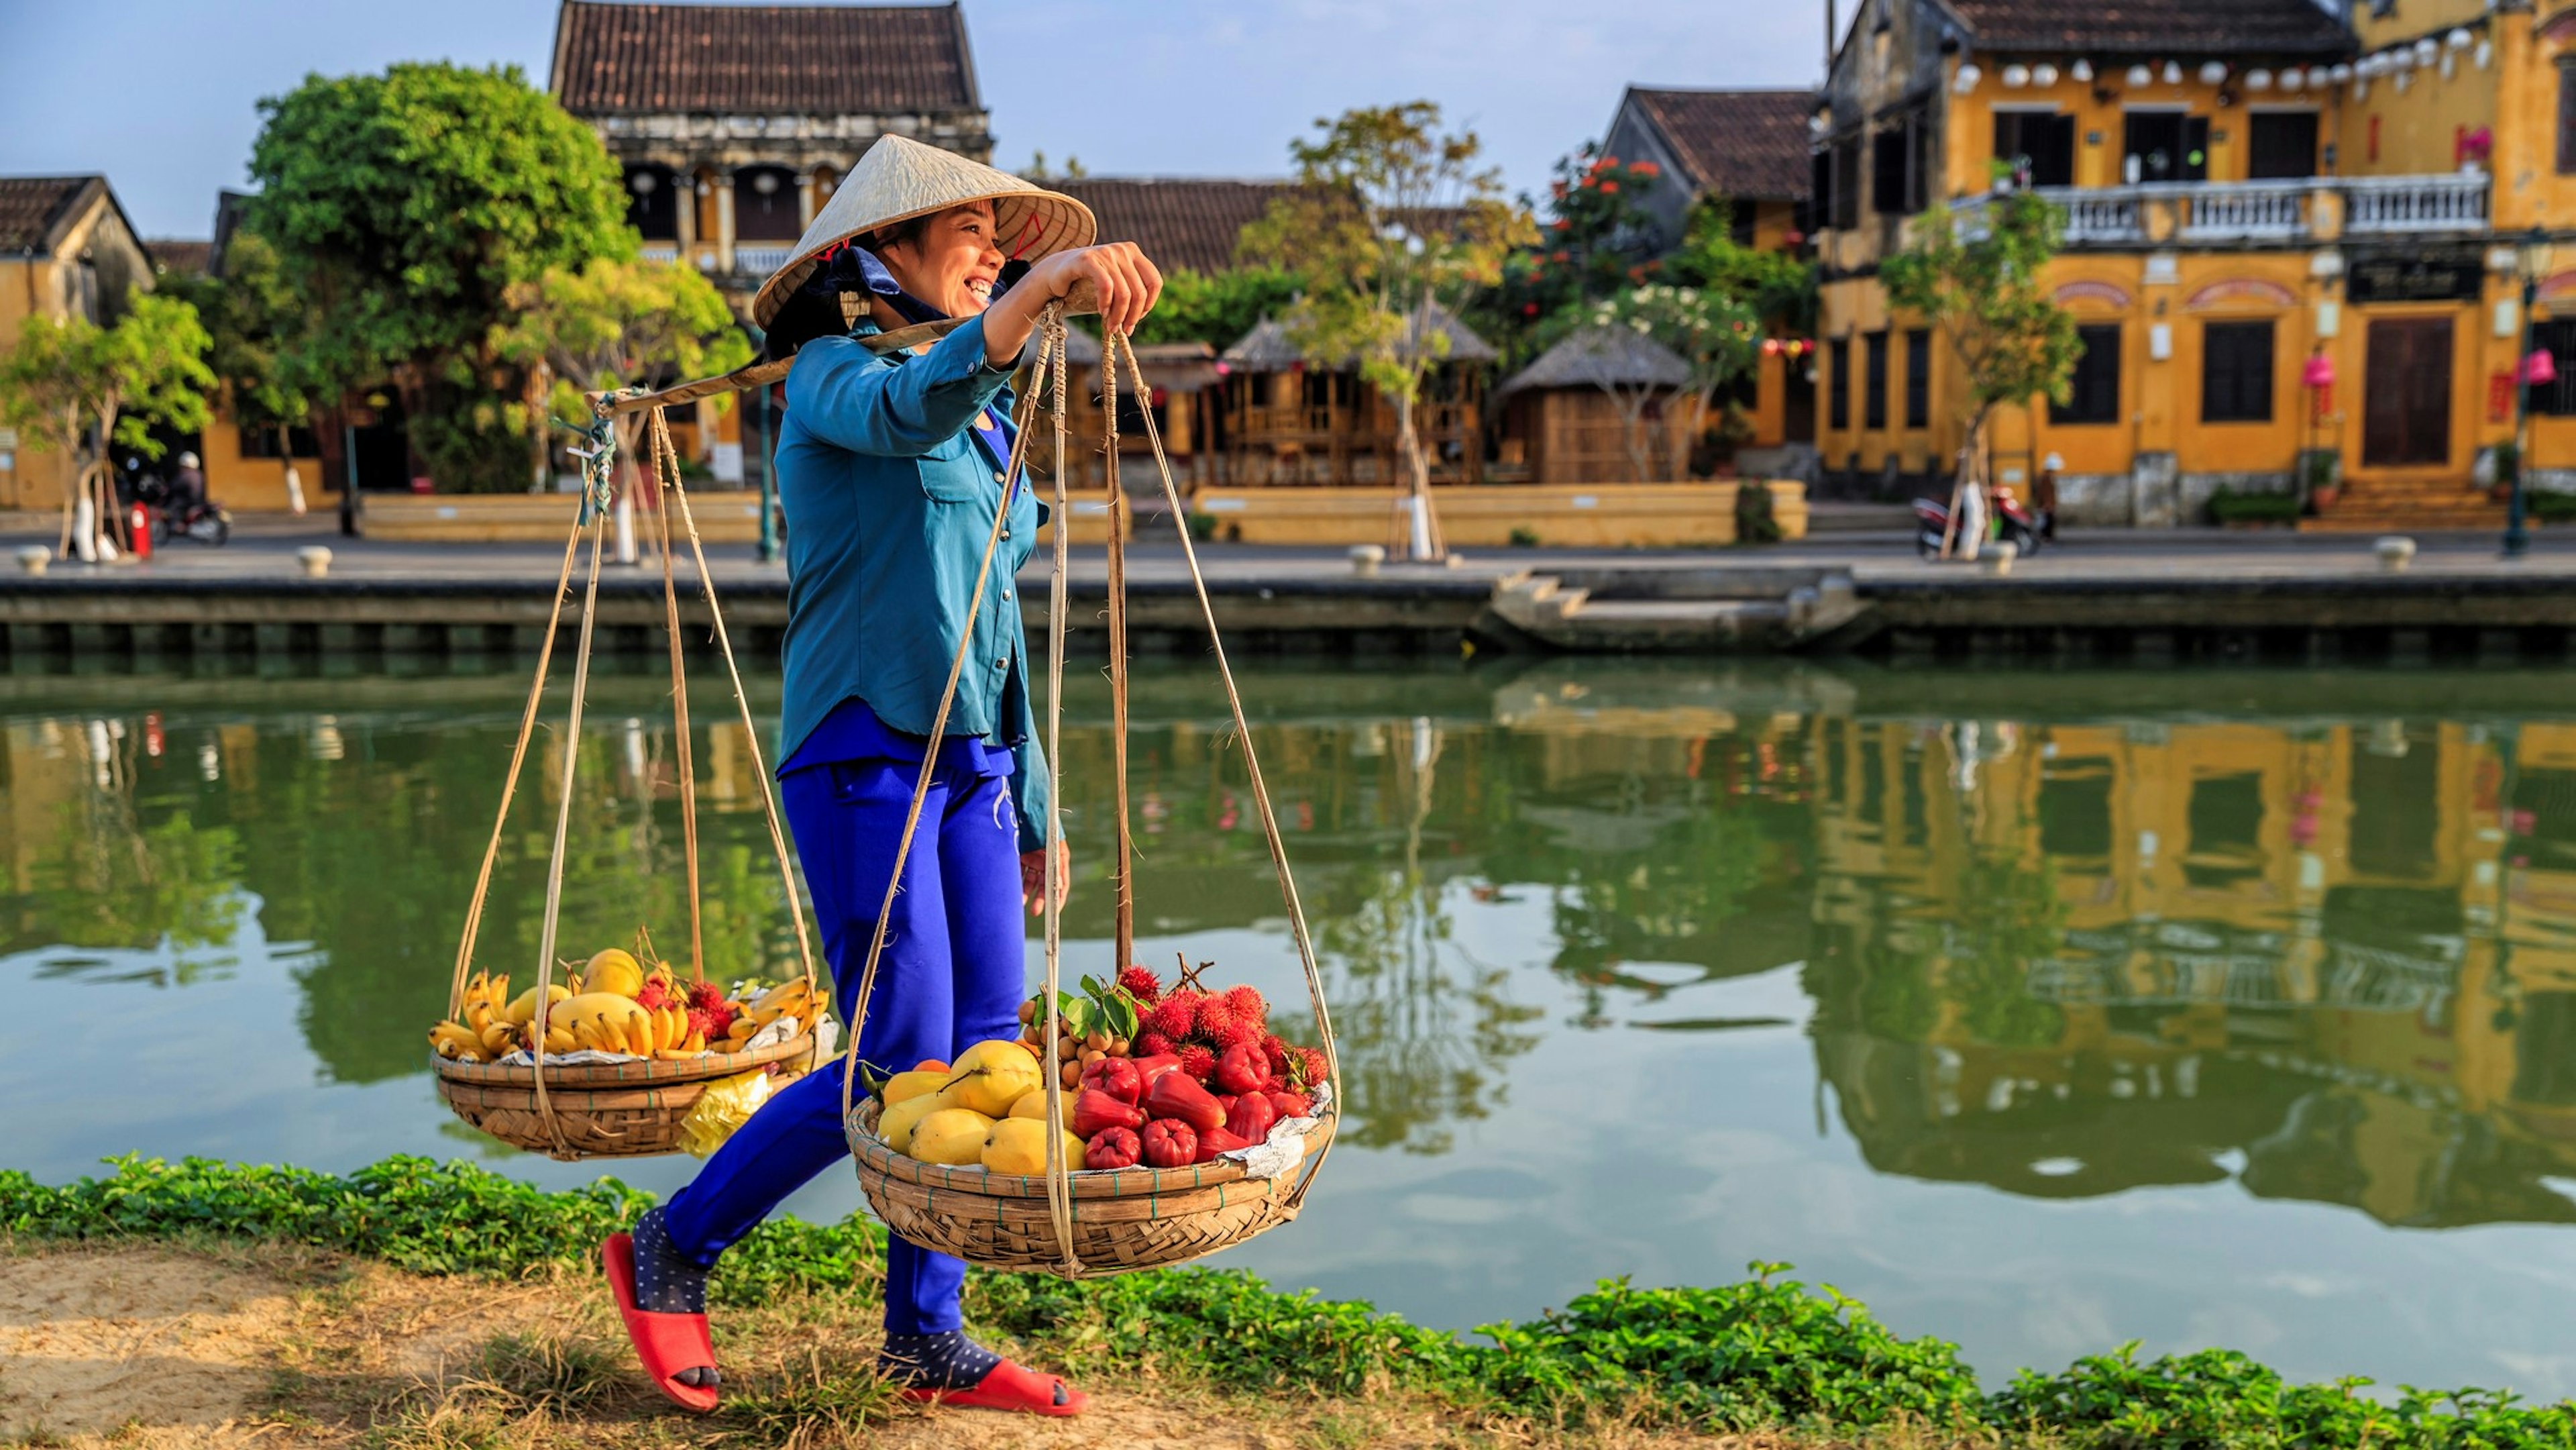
[{"xmin": 8, "ymin": 1153, "xmax": 2576, "ymax": 1445}]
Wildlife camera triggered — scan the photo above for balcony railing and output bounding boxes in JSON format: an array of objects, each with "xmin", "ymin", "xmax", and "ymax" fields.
[
  {"xmin": 638, "ymin": 240, "xmax": 681, "ymax": 264},
  {"xmin": 1946, "ymin": 172, "xmax": 2489, "ymax": 248},
  {"xmin": 733, "ymin": 244, "xmax": 794, "ymax": 275}
]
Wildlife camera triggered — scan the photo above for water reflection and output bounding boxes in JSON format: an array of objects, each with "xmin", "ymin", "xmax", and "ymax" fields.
[
  {"xmin": 13, "ymin": 664, "xmax": 2576, "ymax": 1238},
  {"xmin": 1807, "ymin": 707, "xmax": 2576, "ymax": 1228}
]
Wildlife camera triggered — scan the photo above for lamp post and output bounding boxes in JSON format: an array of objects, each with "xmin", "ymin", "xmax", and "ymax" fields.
[
  {"xmin": 756, "ymin": 381, "xmax": 779, "ymax": 564},
  {"xmin": 2508, "ymin": 225, "xmax": 2555, "ymax": 559}
]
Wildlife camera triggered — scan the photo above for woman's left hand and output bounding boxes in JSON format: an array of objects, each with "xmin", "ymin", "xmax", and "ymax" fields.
[{"xmin": 1022, "ymin": 846, "xmax": 1071, "ymax": 917}]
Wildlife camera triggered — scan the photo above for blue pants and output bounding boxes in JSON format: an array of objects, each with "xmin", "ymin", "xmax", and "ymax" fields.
[{"xmin": 660, "ymin": 752, "xmax": 1025, "ymax": 1335}]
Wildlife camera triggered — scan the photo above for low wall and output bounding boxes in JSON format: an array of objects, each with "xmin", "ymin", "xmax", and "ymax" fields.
[
  {"xmin": 358, "ymin": 490, "xmax": 1128, "ymax": 545},
  {"xmin": 1189, "ymin": 482, "xmax": 1807, "ymax": 548}
]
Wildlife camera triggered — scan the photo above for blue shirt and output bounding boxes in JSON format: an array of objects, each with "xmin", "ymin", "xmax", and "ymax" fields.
[{"xmin": 775, "ymin": 313, "xmax": 1048, "ymax": 852}]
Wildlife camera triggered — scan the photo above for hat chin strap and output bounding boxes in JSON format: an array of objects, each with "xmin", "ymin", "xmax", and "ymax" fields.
[{"xmin": 855, "ymin": 246, "xmax": 951, "ymax": 327}]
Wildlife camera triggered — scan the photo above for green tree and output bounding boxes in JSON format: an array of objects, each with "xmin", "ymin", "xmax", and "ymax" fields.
[
  {"xmin": 1665, "ymin": 195, "xmax": 1817, "ymax": 331},
  {"xmin": 246, "ymin": 62, "xmax": 633, "ymax": 493},
  {"xmin": 1880, "ymin": 190, "xmax": 2079, "ymax": 556},
  {"xmin": 0, "ymin": 291, "xmax": 213, "ymax": 556},
  {"xmin": 1128, "ymin": 265, "xmax": 1302, "ymax": 350},
  {"xmin": 490, "ymin": 256, "xmax": 753, "ymax": 501},
  {"xmin": 162, "ymin": 228, "xmax": 311, "ymax": 462},
  {"xmin": 1240, "ymin": 102, "xmax": 1536, "ymax": 558}
]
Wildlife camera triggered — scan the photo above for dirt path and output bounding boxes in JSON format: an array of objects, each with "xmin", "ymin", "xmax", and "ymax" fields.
[{"xmin": 0, "ymin": 1243, "xmax": 1750, "ymax": 1450}]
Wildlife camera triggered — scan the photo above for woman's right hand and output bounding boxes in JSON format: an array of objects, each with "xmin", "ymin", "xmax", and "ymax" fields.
[{"xmin": 1025, "ymin": 244, "xmax": 1165, "ymax": 336}]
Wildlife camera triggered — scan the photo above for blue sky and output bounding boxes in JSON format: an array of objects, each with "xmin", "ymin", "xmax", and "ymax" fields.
[{"xmin": 0, "ymin": 1, "xmax": 1825, "ymax": 240}]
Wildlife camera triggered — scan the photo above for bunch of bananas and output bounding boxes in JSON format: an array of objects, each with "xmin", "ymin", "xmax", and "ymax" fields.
[
  {"xmin": 561, "ymin": 990, "xmax": 708, "ymax": 1058},
  {"xmin": 730, "ymin": 977, "xmax": 815, "ymax": 1051},
  {"xmin": 429, "ymin": 970, "xmax": 525, "ymax": 1063}
]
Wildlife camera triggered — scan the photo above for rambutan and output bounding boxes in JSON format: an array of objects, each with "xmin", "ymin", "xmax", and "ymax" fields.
[
  {"xmin": 1192, "ymin": 996, "xmax": 1239, "ymax": 1044},
  {"xmin": 1146, "ymin": 992, "xmax": 1199, "ymax": 1041},
  {"xmin": 1178, "ymin": 1044, "xmax": 1217, "ymax": 1082},
  {"xmin": 1209, "ymin": 1013, "xmax": 1262, "ymax": 1050},
  {"xmin": 635, "ymin": 978, "xmax": 674, "ymax": 1011},
  {"xmin": 1136, "ymin": 1029, "xmax": 1175, "ymax": 1058},
  {"xmin": 688, "ymin": 1004, "xmax": 733, "ymax": 1041},
  {"xmin": 1118, "ymin": 964, "xmax": 1163, "ymax": 1004},
  {"xmin": 687, "ymin": 979, "xmax": 726, "ymax": 1013},
  {"xmin": 1223, "ymin": 984, "xmax": 1268, "ymax": 1028},
  {"xmin": 1297, "ymin": 1047, "xmax": 1329, "ymax": 1085},
  {"xmin": 1261, "ymin": 1033, "xmax": 1291, "ymax": 1077}
]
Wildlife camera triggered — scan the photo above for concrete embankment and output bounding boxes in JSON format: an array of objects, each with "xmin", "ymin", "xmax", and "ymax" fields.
[{"xmin": 7, "ymin": 531, "xmax": 2576, "ymax": 666}]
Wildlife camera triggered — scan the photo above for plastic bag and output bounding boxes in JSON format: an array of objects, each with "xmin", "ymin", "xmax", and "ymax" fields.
[{"xmin": 678, "ymin": 1068, "xmax": 773, "ymax": 1157}]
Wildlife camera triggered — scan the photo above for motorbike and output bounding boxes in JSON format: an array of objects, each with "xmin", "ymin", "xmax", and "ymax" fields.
[
  {"xmin": 129, "ymin": 473, "xmax": 232, "ymax": 546},
  {"xmin": 1914, "ymin": 485, "xmax": 2044, "ymax": 560}
]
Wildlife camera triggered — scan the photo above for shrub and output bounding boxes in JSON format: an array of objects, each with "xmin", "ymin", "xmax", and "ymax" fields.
[{"xmin": 2206, "ymin": 486, "xmax": 2301, "ymax": 525}]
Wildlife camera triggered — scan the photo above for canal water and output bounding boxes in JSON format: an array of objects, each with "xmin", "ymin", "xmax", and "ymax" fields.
[{"xmin": 8, "ymin": 658, "xmax": 2576, "ymax": 1395}]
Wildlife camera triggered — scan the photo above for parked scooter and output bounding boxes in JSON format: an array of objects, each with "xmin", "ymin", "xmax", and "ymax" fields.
[
  {"xmin": 128, "ymin": 471, "xmax": 232, "ymax": 546},
  {"xmin": 1914, "ymin": 485, "xmax": 2043, "ymax": 560}
]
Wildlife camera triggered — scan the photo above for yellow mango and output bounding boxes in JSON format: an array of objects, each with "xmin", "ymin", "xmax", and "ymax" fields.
[
  {"xmin": 584, "ymin": 948, "xmax": 644, "ymax": 998},
  {"xmin": 934, "ymin": 1038, "xmax": 1040, "ymax": 1117},
  {"xmin": 878, "ymin": 1094, "xmax": 938, "ymax": 1155},
  {"xmin": 980, "ymin": 1117, "xmax": 1085, "ymax": 1176},
  {"xmin": 911, "ymin": 1108, "xmax": 996, "ymax": 1166},
  {"xmin": 502, "ymin": 983, "xmax": 572, "ymax": 1028},
  {"xmin": 882, "ymin": 1070, "xmax": 948, "ymax": 1107},
  {"xmin": 1007, "ymin": 1089, "xmax": 1055, "ymax": 1121}
]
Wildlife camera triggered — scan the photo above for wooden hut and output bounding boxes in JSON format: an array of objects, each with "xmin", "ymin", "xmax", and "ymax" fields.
[
  {"xmin": 1495, "ymin": 325, "xmax": 1697, "ymax": 484},
  {"xmin": 1216, "ymin": 306, "xmax": 1494, "ymax": 486},
  {"xmin": 1026, "ymin": 327, "xmax": 1224, "ymax": 492}
]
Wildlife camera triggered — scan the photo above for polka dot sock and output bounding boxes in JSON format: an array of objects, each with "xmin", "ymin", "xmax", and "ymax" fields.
[
  {"xmin": 879, "ymin": 1330, "xmax": 1003, "ymax": 1390},
  {"xmin": 629, "ymin": 1207, "xmax": 708, "ymax": 1316}
]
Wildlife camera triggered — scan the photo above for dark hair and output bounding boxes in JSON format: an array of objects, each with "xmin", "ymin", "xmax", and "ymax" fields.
[{"xmin": 866, "ymin": 213, "xmax": 936, "ymax": 254}]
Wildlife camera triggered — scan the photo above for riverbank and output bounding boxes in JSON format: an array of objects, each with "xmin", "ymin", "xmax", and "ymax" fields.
[
  {"xmin": 3, "ymin": 1156, "xmax": 2569, "ymax": 1449},
  {"xmin": 11, "ymin": 518, "xmax": 2576, "ymax": 662}
]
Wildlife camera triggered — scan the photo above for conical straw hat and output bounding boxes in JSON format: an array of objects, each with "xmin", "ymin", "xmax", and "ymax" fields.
[{"xmin": 751, "ymin": 134, "xmax": 1095, "ymax": 329}]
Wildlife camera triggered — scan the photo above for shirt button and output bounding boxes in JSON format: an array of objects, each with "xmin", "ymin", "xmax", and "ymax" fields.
[
  {"xmin": 993, "ymin": 470, "xmax": 1006, "ymax": 482},
  {"xmin": 1000, "ymin": 527, "xmax": 1012, "ymax": 539},
  {"xmin": 1001, "ymin": 588, "xmax": 1013, "ymax": 601},
  {"xmin": 995, "ymin": 658, "xmax": 1008, "ymax": 668}
]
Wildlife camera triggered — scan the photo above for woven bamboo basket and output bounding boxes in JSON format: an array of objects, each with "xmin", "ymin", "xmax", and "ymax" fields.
[
  {"xmin": 824, "ymin": 319, "xmax": 1347, "ymax": 1278},
  {"xmin": 846, "ymin": 1096, "xmax": 1334, "ymax": 1275},
  {"xmin": 435, "ymin": 1034, "xmax": 818, "ymax": 1159}
]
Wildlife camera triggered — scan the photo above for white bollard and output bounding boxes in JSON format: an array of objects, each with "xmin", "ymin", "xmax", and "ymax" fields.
[
  {"xmin": 297, "ymin": 546, "xmax": 333, "ymax": 579},
  {"xmin": 1348, "ymin": 543, "xmax": 1385, "ymax": 578},
  {"xmin": 16, "ymin": 544, "xmax": 50, "ymax": 576},
  {"xmin": 1982, "ymin": 539, "xmax": 2019, "ymax": 576},
  {"xmin": 70, "ymin": 495, "xmax": 97, "ymax": 562},
  {"xmin": 2375, "ymin": 535, "xmax": 2416, "ymax": 573}
]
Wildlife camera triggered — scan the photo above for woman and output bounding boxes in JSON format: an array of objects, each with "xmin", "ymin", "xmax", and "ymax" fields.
[{"xmin": 600, "ymin": 135, "xmax": 1161, "ymax": 1418}]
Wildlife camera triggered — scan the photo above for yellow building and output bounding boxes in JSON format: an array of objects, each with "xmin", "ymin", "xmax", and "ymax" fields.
[
  {"xmin": 1812, "ymin": 0, "xmax": 2576, "ymax": 529},
  {"xmin": 0, "ymin": 175, "xmax": 156, "ymax": 511}
]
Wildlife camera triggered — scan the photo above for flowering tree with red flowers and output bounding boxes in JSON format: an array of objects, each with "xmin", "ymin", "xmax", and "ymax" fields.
[{"xmin": 1491, "ymin": 144, "xmax": 1672, "ymax": 354}]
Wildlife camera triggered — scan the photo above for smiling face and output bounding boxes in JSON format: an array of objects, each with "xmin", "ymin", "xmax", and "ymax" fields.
[{"xmin": 871, "ymin": 201, "xmax": 1004, "ymax": 317}]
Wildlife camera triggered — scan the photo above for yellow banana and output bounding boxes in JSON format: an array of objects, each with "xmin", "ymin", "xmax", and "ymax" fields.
[
  {"xmin": 543, "ymin": 1025, "xmax": 578, "ymax": 1054},
  {"xmin": 429, "ymin": 1021, "xmax": 481, "ymax": 1058},
  {"xmin": 626, "ymin": 1013, "xmax": 657, "ymax": 1056},
  {"xmin": 484, "ymin": 974, "xmax": 511, "ymax": 1013},
  {"xmin": 682, "ymin": 1028, "xmax": 706, "ymax": 1053},
  {"xmin": 478, "ymin": 1021, "xmax": 516, "ymax": 1057},
  {"xmin": 464, "ymin": 999, "xmax": 494, "ymax": 1032},
  {"xmin": 573, "ymin": 1019, "xmax": 608, "ymax": 1052}
]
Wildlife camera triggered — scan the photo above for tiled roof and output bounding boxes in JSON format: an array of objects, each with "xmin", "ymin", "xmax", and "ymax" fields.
[
  {"xmin": 1225, "ymin": 303, "xmax": 1497, "ymax": 371},
  {"xmin": 1625, "ymin": 89, "xmax": 1815, "ymax": 202},
  {"xmin": 0, "ymin": 175, "xmax": 103, "ymax": 256},
  {"xmin": 551, "ymin": 1, "xmax": 979, "ymax": 115},
  {"xmin": 1047, "ymin": 178, "xmax": 1294, "ymax": 276},
  {"xmin": 1940, "ymin": 0, "xmax": 2353, "ymax": 56},
  {"xmin": 148, "ymin": 240, "xmax": 213, "ymax": 275}
]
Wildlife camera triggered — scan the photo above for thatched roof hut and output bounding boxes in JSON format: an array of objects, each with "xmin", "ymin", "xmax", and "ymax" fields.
[
  {"xmin": 1499, "ymin": 325, "xmax": 1692, "ymax": 395},
  {"xmin": 1496, "ymin": 325, "xmax": 1699, "ymax": 484}
]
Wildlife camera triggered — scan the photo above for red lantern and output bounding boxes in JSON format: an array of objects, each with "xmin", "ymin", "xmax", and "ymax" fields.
[
  {"xmin": 2524, "ymin": 348, "xmax": 2559, "ymax": 386},
  {"xmin": 2301, "ymin": 354, "xmax": 2335, "ymax": 390}
]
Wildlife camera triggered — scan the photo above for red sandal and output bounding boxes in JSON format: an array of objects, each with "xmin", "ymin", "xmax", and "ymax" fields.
[
  {"xmin": 602, "ymin": 1233, "xmax": 721, "ymax": 1414},
  {"xmin": 902, "ymin": 1358, "xmax": 1088, "ymax": 1416}
]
